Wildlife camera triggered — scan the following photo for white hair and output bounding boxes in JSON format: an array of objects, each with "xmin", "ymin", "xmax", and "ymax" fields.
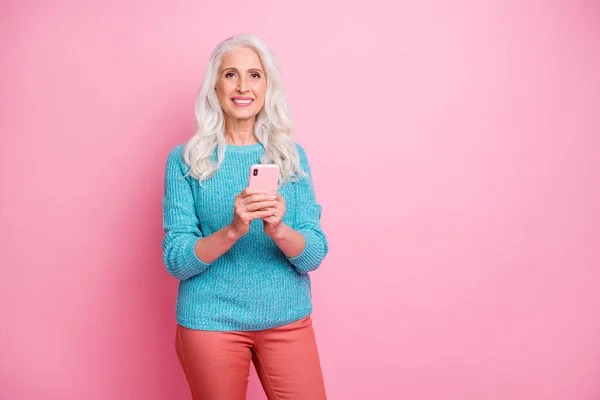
[{"xmin": 182, "ymin": 33, "xmax": 304, "ymax": 185}]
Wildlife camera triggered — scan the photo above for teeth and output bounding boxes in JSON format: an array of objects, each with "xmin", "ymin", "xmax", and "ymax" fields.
[{"xmin": 233, "ymin": 99, "xmax": 252, "ymax": 104}]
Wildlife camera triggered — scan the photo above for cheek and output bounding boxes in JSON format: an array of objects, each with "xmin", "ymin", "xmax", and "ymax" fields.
[
  {"xmin": 217, "ymin": 92, "xmax": 229, "ymax": 108},
  {"xmin": 254, "ymin": 83, "xmax": 267, "ymax": 99},
  {"xmin": 216, "ymin": 81, "xmax": 233, "ymax": 98}
]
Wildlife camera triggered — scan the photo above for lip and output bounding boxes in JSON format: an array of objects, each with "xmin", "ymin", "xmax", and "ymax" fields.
[{"xmin": 231, "ymin": 97, "xmax": 254, "ymax": 107}]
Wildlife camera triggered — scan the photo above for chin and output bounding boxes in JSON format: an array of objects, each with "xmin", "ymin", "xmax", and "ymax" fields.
[{"xmin": 230, "ymin": 109, "xmax": 259, "ymax": 120}]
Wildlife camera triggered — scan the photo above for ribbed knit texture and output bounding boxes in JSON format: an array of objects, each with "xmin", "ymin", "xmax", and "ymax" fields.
[{"xmin": 162, "ymin": 142, "xmax": 328, "ymax": 331}]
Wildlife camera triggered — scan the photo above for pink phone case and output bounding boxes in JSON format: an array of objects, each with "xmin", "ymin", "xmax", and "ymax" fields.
[{"xmin": 248, "ymin": 164, "xmax": 280, "ymax": 192}]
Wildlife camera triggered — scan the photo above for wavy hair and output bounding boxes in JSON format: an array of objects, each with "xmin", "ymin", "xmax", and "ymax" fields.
[{"xmin": 182, "ymin": 33, "xmax": 304, "ymax": 185}]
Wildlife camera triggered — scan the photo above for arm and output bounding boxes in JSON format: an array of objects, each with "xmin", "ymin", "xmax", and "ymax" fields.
[
  {"xmin": 162, "ymin": 147, "xmax": 276, "ymax": 280},
  {"xmin": 266, "ymin": 145, "xmax": 328, "ymax": 274},
  {"xmin": 267, "ymin": 222, "xmax": 306, "ymax": 258},
  {"xmin": 162, "ymin": 147, "xmax": 238, "ymax": 280}
]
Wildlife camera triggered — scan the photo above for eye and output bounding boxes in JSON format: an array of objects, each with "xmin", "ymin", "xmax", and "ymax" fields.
[
  {"xmin": 251, "ymin": 73, "xmax": 261, "ymax": 79},
  {"xmin": 225, "ymin": 72, "xmax": 236, "ymax": 78}
]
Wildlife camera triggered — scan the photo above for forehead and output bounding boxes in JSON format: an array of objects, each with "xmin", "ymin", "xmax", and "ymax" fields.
[{"xmin": 220, "ymin": 47, "xmax": 263, "ymax": 70}]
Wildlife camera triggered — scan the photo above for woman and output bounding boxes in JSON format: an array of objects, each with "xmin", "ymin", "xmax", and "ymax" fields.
[{"xmin": 162, "ymin": 33, "xmax": 328, "ymax": 400}]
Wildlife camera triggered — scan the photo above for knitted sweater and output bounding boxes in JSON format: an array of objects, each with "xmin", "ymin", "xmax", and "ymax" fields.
[{"xmin": 162, "ymin": 142, "xmax": 328, "ymax": 331}]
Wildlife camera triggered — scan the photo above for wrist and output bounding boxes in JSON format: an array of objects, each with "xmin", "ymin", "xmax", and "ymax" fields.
[
  {"xmin": 226, "ymin": 224, "xmax": 244, "ymax": 241},
  {"xmin": 267, "ymin": 223, "xmax": 286, "ymax": 240}
]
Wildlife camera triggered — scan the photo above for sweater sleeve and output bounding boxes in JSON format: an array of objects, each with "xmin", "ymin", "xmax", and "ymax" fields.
[
  {"xmin": 162, "ymin": 145, "xmax": 211, "ymax": 280},
  {"xmin": 286, "ymin": 144, "xmax": 329, "ymax": 274}
]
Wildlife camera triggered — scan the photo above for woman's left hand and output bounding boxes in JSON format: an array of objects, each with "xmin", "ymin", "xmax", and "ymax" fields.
[{"xmin": 262, "ymin": 192, "xmax": 286, "ymax": 239}]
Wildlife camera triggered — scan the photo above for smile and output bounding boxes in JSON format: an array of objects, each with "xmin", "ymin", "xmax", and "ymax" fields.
[{"xmin": 232, "ymin": 98, "xmax": 254, "ymax": 107}]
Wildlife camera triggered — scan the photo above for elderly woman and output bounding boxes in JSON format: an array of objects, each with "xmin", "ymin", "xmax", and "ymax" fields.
[{"xmin": 162, "ymin": 34, "xmax": 328, "ymax": 400}]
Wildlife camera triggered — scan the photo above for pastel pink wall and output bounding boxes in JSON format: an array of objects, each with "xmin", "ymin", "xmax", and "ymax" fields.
[{"xmin": 1, "ymin": 0, "xmax": 598, "ymax": 399}]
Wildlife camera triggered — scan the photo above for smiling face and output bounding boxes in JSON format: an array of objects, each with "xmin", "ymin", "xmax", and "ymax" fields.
[{"xmin": 215, "ymin": 46, "xmax": 267, "ymax": 124}]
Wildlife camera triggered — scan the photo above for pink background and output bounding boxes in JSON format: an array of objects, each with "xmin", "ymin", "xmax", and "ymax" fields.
[{"xmin": 1, "ymin": 0, "xmax": 599, "ymax": 399}]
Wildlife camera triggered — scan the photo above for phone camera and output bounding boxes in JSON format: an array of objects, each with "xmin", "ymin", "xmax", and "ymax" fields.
[{"xmin": 253, "ymin": 169, "xmax": 258, "ymax": 176}]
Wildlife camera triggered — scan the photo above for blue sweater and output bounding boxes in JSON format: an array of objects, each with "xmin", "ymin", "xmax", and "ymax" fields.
[{"xmin": 162, "ymin": 142, "xmax": 328, "ymax": 331}]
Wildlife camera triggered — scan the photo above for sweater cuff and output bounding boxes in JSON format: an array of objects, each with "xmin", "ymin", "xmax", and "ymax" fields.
[
  {"xmin": 286, "ymin": 230, "xmax": 325, "ymax": 274},
  {"xmin": 181, "ymin": 236, "xmax": 212, "ymax": 279}
]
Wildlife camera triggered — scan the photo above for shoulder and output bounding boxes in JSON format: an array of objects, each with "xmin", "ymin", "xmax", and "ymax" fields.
[
  {"xmin": 167, "ymin": 144, "xmax": 185, "ymax": 161},
  {"xmin": 165, "ymin": 144, "xmax": 189, "ymax": 173},
  {"xmin": 293, "ymin": 142, "xmax": 310, "ymax": 162},
  {"xmin": 294, "ymin": 141, "xmax": 306, "ymax": 153},
  {"xmin": 166, "ymin": 144, "xmax": 187, "ymax": 165},
  {"xmin": 293, "ymin": 142, "xmax": 314, "ymax": 176}
]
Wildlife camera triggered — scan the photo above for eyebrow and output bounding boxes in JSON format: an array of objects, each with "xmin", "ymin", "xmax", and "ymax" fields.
[{"xmin": 221, "ymin": 67, "xmax": 264, "ymax": 73}]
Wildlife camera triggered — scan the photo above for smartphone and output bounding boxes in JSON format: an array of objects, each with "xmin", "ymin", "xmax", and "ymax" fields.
[{"xmin": 247, "ymin": 164, "xmax": 280, "ymax": 192}]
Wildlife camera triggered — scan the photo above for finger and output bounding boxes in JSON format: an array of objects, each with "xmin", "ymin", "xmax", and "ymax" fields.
[
  {"xmin": 242, "ymin": 195, "xmax": 271, "ymax": 206},
  {"xmin": 242, "ymin": 188, "xmax": 277, "ymax": 198},
  {"xmin": 243, "ymin": 193, "xmax": 277, "ymax": 205},
  {"xmin": 241, "ymin": 187, "xmax": 264, "ymax": 197},
  {"xmin": 262, "ymin": 214, "xmax": 280, "ymax": 224},
  {"xmin": 244, "ymin": 200, "xmax": 278, "ymax": 212},
  {"xmin": 262, "ymin": 208, "xmax": 280, "ymax": 220},
  {"xmin": 245, "ymin": 212, "xmax": 272, "ymax": 223},
  {"xmin": 247, "ymin": 208, "xmax": 278, "ymax": 220}
]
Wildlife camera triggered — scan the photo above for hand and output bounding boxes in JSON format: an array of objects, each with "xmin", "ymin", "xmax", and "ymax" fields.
[
  {"xmin": 262, "ymin": 192, "xmax": 286, "ymax": 239},
  {"xmin": 229, "ymin": 188, "xmax": 278, "ymax": 238}
]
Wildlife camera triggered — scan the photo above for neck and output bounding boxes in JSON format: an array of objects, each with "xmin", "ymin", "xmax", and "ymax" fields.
[{"xmin": 224, "ymin": 117, "xmax": 258, "ymax": 145}]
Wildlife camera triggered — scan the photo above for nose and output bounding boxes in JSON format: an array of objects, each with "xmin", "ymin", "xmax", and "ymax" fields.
[{"xmin": 236, "ymin": 76, "xmax": 249, "ymax": 93}]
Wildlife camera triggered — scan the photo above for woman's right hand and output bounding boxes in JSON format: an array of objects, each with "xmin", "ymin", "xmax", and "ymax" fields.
[{"xmin": 229, "ymin": 188, "xmax": 278, "ymax": 238}]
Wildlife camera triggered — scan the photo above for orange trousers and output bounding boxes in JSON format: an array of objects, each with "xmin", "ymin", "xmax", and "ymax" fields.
[{"xmin": 175, "ymin": 315, "xmax": 327, "ymax": 400}]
